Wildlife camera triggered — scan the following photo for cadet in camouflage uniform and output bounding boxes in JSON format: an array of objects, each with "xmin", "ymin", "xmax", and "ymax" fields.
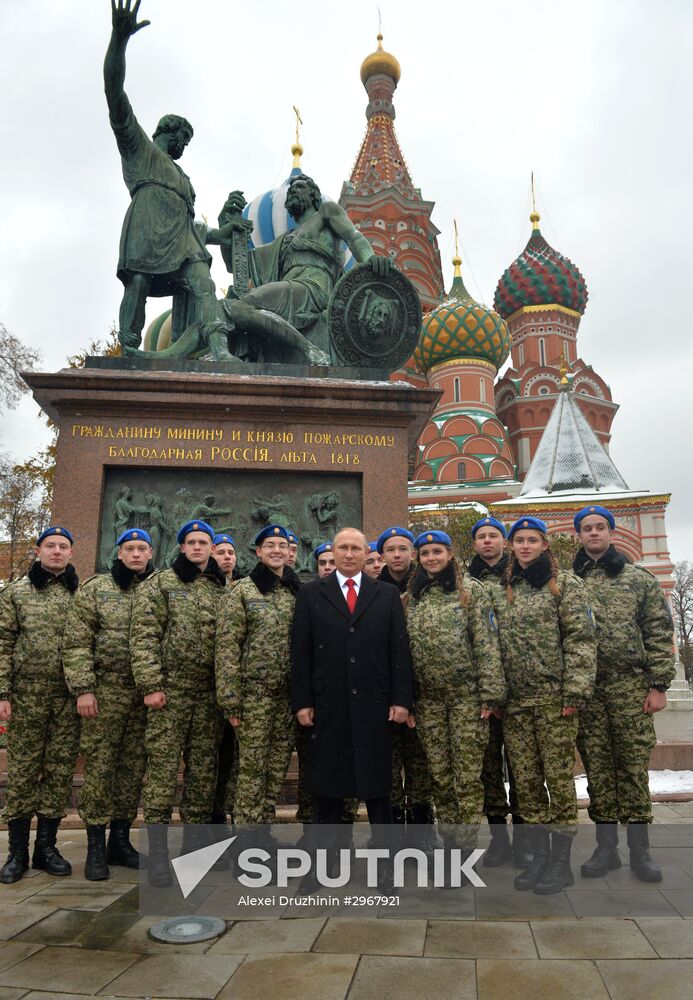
[
  {"xmin": 363, "ymin": 541, "xmax": 383, "ymax": 580},
  {"xmin": 469, "ymin": 516, "xmax": 530, "ymax": 869},
  {"xmin": 210, "ymin": 533, "xmax": 241, "ymax": 829},
  {"xmin": 63, "ymin": 528, "xmax": 154, "ymax": 881},
  {"xmin": 0, "ymin": 527, "xmax": 80, "ymax": 884},
  {"xmin": 406, "ymin": 530, "xmax": 505, "ymax": 868},
  {"xmin": 573, "ymin": 505, "xmax": 675, "ymax": 882},
  {"xmin": 130, "ymin": 519, "xmax": 226, "ymax": 886},
  {"xmin": 216, "ymin": 525, "xmax": 300, "ymax": 835},
  {"xmin": 378, "ymin": 527, "xmax": 435, "ymax": 844},
  {"xmin": 492, "ymin": 517, "xmax": 597, "ymax": 894}
]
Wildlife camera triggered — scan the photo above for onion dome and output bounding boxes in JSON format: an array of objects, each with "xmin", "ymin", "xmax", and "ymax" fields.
[
  {"xmin": 360, "ymin": 33, "xmax": 401, "ymax": 85},
  {"xmin": 415, "ymin": 255, "xmax": 510, "ymax": 373},
  {"xmin": 493, "ymin": 211, "xmax": 588, "ymax": 318}
]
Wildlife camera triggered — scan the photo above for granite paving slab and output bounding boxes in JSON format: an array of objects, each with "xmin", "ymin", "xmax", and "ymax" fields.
[
  {"xmin": 348, "ymin": 955, "xmax": 477, "ymax": 1000},
  {"xmin": 0, "ymin": 947, "xmax": 139, "ymax": 993},
  {"xmin": 477, "ymin": 958, "xmax": 610, "ymax": 1000},
  {"xmin": 425, "ymin": 919, "xmax": 537, "ymax": 958},
  {"xmin": 216, "ymin": 953, "xmax": 359, "ymax": 1000},
  {"xmin": 597, "ymin": 959, "xmax": 693, "ymax": 1000}
]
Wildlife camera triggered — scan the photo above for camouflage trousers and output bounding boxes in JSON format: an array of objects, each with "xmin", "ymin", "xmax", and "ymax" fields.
[
  {"xmin": 295, "ymin": 721, "xmax": 359, "ymax": 824},
  {"xmin": 143, "ymin": 686, "xmax": 219, "ymax": 824},
  {"xmin": 391, "ymin": 721, "xmax": 433, "ymax": 809},
  {"xmin": 213, "ymin": 718, "xmax": 237, "ymax": 820},
  {"xmin": 3, "ymin": 681, "xmax": 80, "ymax": 822},
  {"xmin": 482, "ymin": 714, "xmax": 519, "ymax": 818},
  {"xmin": 415, "ymin": 695, "xmax": 489, "ymax": 846},
  {"xmin": 234, "ymin": 692, "xmax": 294, "ymax": 826},
  {"xmin": 79, "ymin": 680, "xmax": 147, "ymax": 826},
  {"xmin": 503, "ymin": 698, "xmax": 579, "ymax": 836},
  {"xmin": 577, "ymin": 674, "xmax": 656, "ymax": 824}
]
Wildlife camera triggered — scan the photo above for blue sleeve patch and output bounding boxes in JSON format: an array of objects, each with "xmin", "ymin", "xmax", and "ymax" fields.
[
  {"xmin": 586, "ymin": 607, "xmax": 596, "ymax": 631},
  {"xmin": 488, "ymin": 610, "xmax": 498, "ymax": 633}
]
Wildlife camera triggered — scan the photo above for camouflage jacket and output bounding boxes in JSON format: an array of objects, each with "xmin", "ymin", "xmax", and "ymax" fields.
[
  {"xmin": 469, "ymin": 553, "xmax": 508, "ymax": 604},
  {"xmin": 406, "ymin": 564, "xmax": 506, "ymax": 707},
  {"xmin": 573, "ymin": 546, "xmax": 675, "ymax": 688},
  {"xmin": 215, "ymin": 562, "xmax": 300, "ymax": 718},
  {"xmin": 130, "ymin": 554, "xmax": 226, "ymax": 695},
  {"xmin": 0, "ymin": 561, "xmax": 79, "ymax": 697},
  {"xmin": 491, "ymin": 554, "xmax": 597, "ymax": 708},
  {"xmin": 62, "ymin": 561, "xmax": 154, "ymax": 696}
]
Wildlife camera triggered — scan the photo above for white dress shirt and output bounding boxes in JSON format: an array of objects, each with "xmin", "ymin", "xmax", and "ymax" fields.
[{"xmin": 335, "ymin": 570, "xmax": 363, "ymax": 605}]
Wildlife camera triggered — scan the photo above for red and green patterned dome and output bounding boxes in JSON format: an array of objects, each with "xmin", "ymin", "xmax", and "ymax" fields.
[
  {"xmin": 493, "ymin": 212, "xmax": 588, "ymax": 318},
  {"xmin": 415, "ymin": 260, "xmax": 510, "ymax": 373}
]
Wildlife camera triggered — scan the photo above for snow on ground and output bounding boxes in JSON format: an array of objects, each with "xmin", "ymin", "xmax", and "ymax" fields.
[{"xmin": 574, "ymin": 770, "xmax": 693, "ymax": 797}]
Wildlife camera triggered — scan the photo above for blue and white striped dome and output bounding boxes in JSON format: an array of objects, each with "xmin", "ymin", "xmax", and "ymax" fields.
[{"xmin": 242, "ymin": 167, "xmax": 355, "ymax": 270}]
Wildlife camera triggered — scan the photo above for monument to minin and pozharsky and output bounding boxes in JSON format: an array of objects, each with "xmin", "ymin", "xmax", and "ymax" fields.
[{"xmin": 25, "ymin": 1, "xmax": 439, "ymax": 577}]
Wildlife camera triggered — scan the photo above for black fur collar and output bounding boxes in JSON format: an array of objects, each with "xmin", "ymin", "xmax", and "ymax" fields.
[
  {"xmin": 574, "ymin": 544, "xmax": 628, "ymax": 578},
  {"xmin": 28, "ymin": 560, "xmax": 79, "ymax": 593},
  {"xmin": 508, "ymin": 551, "xmax": 553, "ymax": 590},
  {"xmin": 378, "ymin": 563, "xmax": 415, "ymax": 594},
  {"xmin": 249, "ymin": 560, "xmax": 301, "ymax": 596},
  {"xmin": 469, "ymin": 553, "xmax": 508, "ymax": 581},
  {"xmin": 111, "ymin": 559, "xmax": 155, "ymax": 591},
  {"xmin": 172, "ymin": 552, "xmax": 227, "ymax": 587},
  {"xmin": 411, "ymin": 561, "xmax": 457, "ymax": 599}
]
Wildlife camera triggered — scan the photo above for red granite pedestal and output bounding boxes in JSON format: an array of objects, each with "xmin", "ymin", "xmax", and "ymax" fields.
[{"xmin": 25, "ymin": 366, "xmax": 440, "ymax": 577}]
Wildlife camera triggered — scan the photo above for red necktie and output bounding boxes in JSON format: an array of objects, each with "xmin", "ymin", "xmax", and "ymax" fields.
[{"xmin": 345, "ymin": 578, "xmax": 357, "ymax": 614}]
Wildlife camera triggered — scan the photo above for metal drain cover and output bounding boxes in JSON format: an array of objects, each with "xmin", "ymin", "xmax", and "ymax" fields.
[{"xmin": 148, "ymin": 915, "xmax": 226, "ymax": 943}]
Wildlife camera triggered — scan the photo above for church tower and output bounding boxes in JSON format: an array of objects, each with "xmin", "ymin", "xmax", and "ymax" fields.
[
  {"xmin": 339, "ymin": 33, "xmax": 445, "ymax": 324},
  {"xmin": 493, "ymin": 201, "xmax": 618, "ymax": 478}
]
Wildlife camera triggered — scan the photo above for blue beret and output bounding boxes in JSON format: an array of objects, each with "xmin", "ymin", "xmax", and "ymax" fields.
[
  {"xmin": 116, "ymin": 528, "xmax": 152, "ymax": 546},
  {"xmin": 376, "ymin": 526, "xmax": 415, "ymax": 553},
  {"xmin": 213, "ymin": 533, "xmax": 235, "ymax": 547},
  {"xmin": 574, "ymin": 505, "xmax": 615, "ymax": 530},
  {"xmin": 508, "ymin": 516, "xmax": 548, "ymax": 539},
  {"xmin": 314, "ymin": 542, "xmax": 333, "ymax": 558},
  {"xmin": 414, "ymin": 530, "xmax": 452, "ymax": 549},
  {"xmin": 471, "ymin": 516, "xmax": 508, "ymax": 539},
  {"xmin": 287, "ymin": 530, "xmax": 299, "ymax": 545},
  {"xmin": 254, "ymin": 524, "xmax": 289, "ymax": 545},
  {"xmin": 177, "ymin": 520, "xmax": 214, "ymax": 544},
  {"xmin": 37, "ymin": 526, "xmax": 73, "ymax": 545},
  {"xmin": 367, "ymin": 541, "xmax": 379, "ymax": 554}
]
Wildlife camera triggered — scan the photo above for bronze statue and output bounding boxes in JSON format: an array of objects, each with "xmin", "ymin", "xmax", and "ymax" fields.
[{"xmin": 104, "ymin": 0, "xmax": 244, "ymax": 358}]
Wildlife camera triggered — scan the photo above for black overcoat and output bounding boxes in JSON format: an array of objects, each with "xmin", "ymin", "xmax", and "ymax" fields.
[{"xmin": 290, "ymin": 572, "xmax": 413, "ymax": 799}]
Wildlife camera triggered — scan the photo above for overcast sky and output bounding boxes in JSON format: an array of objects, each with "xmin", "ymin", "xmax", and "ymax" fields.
[{"xmin": 1, "ymin": 0, "xmax": 691, "ymax": 561}]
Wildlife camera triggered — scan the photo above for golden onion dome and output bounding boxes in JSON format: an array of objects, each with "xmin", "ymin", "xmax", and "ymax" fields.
[{"xmin": 360, "ymin": 33, "xmax": 401, "ymax": 85}]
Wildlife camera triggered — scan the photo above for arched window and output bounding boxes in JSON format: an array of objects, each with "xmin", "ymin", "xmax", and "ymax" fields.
[
  {"xmin": 453, "ymin": 377, "xmax": 461, "ymax": 402},
  {"xmin": 479, "ymin": 378, "xmax": 486, "ymax": 403},
  {"xmin": 457, "ymin": 461, "xmax": 467, "ymax": 479},
  {"xmin": 518, "ymin": 343, "xmax": 525, "ymax": 365},
  {"xmin": 539, "ymin": 338, "xmax": 546, "ymax": 366}
]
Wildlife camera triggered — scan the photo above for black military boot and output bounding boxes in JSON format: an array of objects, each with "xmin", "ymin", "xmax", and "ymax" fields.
[
  {"xmin": 147, "ymin": 825, "xmax": 172, "ymax": 887},
  {"xmin": 484, "ymin": 816, "xmax": 513, "ymax": 867},
  {"xmin": 85, "ymin": 825, "xmax": 109, "ymax": 881},
  {"xmin": 581, "ymin": 822, "xmax": 621, "ymax": 878},
  {"xmin": 511, "ymin": 816, "xmax": 533, "ymax": 869},
  {"xmin": 514, "ymin": 826, "xmax": 549, "ymax": 890},
  {"xmin": 0, "ymin": 816, "xmax": 31, "ymax": 884},
  {"xmin": 106, "ymin": 819, "xmax": 144, "ymax": 869},
  {"xmin": 407, "ymin": 803, "xmax": 440, "ymax": 858},
  {"xmin": 534, "ymin": 832, "xmax": 574, "ymax": 894},
  {"xmin": 627, "ymin": 823, "xmax": 662, "ymax": 882},
  {"xmin": 32, "ymin": 816, "xmax": 71, "ymax": 875}
]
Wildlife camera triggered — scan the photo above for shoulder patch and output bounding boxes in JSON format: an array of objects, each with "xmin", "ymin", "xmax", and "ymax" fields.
[{"xmin": 488, "ymin": 609, "xmax": 498, "ymax": 633}]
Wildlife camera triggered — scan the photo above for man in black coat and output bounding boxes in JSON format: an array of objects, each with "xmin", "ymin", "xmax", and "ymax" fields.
[{"xmin": 291, "ymin": 527, "xmax": 413, "ymax": 829}]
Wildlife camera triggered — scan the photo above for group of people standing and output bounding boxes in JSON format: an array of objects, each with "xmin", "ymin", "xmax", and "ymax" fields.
[{"xmin": 0, "ymin": 503, "xmax": 675, "ymax": 897}]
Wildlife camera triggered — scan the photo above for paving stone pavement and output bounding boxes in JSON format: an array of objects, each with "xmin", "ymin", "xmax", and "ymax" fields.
[{"xmin": 0, "ymin": 806, "xmax": 690, "ymax": 1000}]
